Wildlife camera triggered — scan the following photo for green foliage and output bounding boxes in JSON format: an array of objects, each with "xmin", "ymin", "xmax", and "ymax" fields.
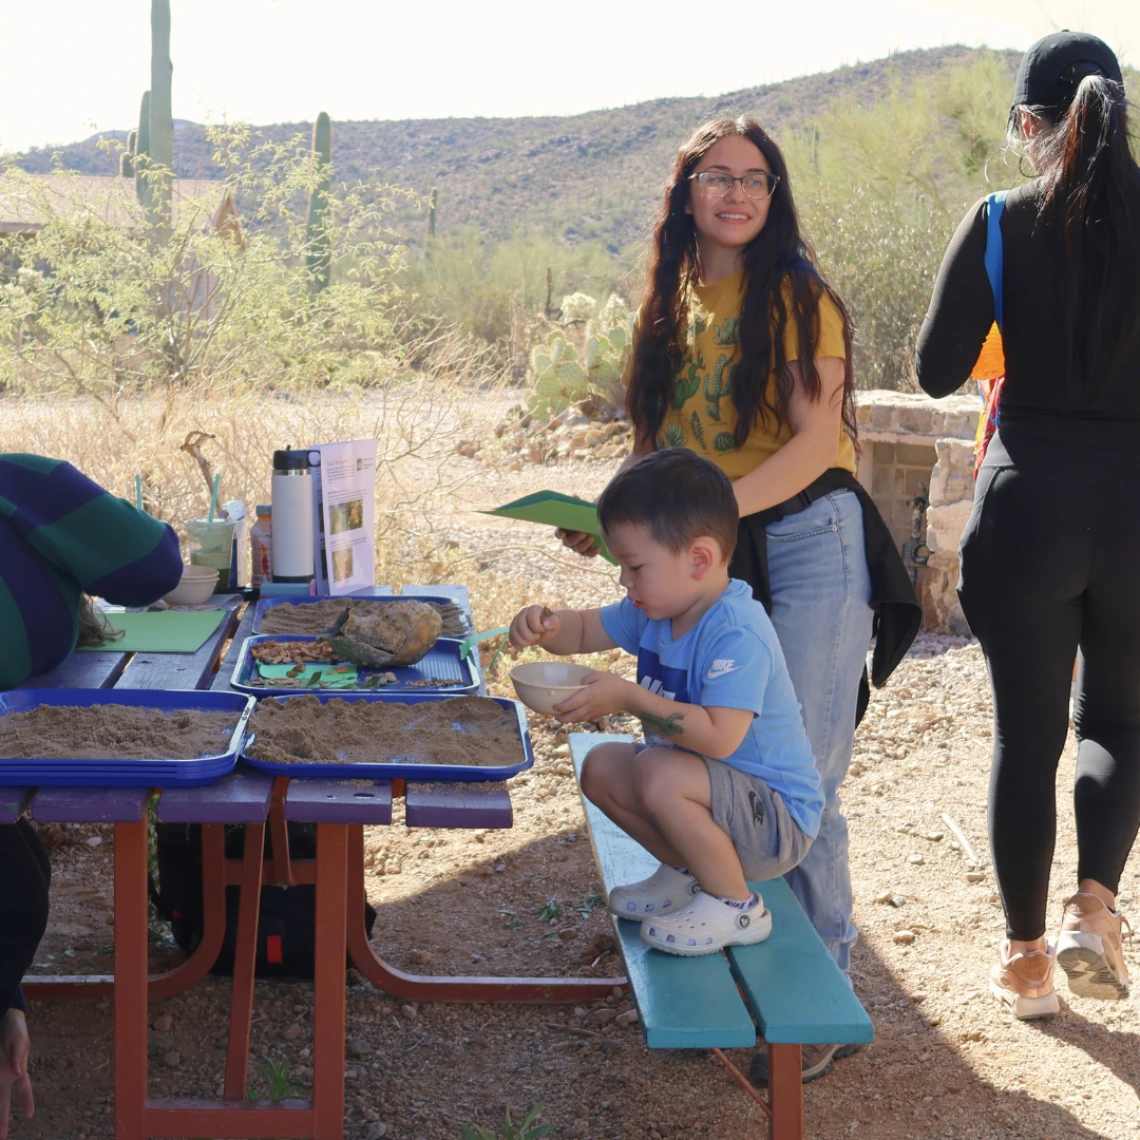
[
  {"xmin": 0, "ymin": 123, "xmax": 410, "ymax": 401},
  {"xmin": 461, "ymin": 1103, "xmax": 557, "ymax": 1140},
  {"xmin": 306, "ymin": 112, "xmax": 333, "ymax": 293},
  {"xmin": 526, "ymin": 299, "xmax": 632, "ymax": 420},
  {"xmin": 574, "ymin": 893, "xmax": 606, "ymax": 918},
  {"xmin": 261, "ymin": 1056, "xmax": 302, "ymax": 1102},
  {"xmin": 538, "ymin": 897, "xmax": 561, "ymax": 923}
]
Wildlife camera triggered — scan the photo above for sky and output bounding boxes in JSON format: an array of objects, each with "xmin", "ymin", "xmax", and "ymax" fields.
[{"xmin": 2, "ymin": 0, "xmax": 1138, "ymax": 155}]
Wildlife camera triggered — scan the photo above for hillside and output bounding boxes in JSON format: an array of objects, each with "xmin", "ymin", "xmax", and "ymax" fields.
[{"xmin": 12, "ymin": 46, "xmax": 1019, "ymax": 251}]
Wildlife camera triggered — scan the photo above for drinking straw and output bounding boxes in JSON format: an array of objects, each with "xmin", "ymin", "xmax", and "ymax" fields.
[
  {"xmin": 135, "ymin": 475, "xmax": 143, "ymax": 511},
  {"xmin": 207, "ymin": 473, "xmax": 221, "ymax": 524}
]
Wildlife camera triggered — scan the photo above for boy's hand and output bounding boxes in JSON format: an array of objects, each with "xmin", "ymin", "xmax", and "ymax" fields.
[
  {"xmin": 0, "ymin": 1010, "xmax": 34, "ymax": 1139},
  {"xmin": 555, "ymin": 528, "xmax": 601, "ymax": 559},
  {"xmin": 509, "ymin": 605, "xmax": 560, "ymax": 649},
  {"xmin": 553, "ymin": 671, "xmax": 635, "ymax": 722}
]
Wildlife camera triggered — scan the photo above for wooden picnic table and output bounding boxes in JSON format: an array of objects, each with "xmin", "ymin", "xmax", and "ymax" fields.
[{"xmin": 3, "ymin": 585, "xmax": 619, "ymax": 1140}]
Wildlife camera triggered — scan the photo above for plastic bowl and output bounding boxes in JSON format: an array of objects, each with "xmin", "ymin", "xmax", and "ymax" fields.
[
  {"xmin": 162, "ymin": 565, "xmax": 220, "ymax": 606},
  {"xmin": 509, "ymin": 661, "xmax": 597, "ymax": 716}
]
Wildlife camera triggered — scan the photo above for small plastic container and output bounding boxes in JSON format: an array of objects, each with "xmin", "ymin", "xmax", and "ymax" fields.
[
  {"xmin": 185, "ymin": 517, "xmax": 237, "ymax": 592},
  {"xmin": 249, "ymin": 505, "xmax": 273, "ymax": 587}
]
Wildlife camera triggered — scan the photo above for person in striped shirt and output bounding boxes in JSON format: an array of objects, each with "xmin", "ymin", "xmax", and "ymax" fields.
[{"xmin": 0, "ymin": 453, "xmax": 181, "ymax": 1134}]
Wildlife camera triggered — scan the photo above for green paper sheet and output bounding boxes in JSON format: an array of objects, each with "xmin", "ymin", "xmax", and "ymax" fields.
[
  {"xmin": 76, "ymin": 610, "xmax": 226, "ymax": 654},
  {"xmin": 257, "ymin": 663, "xmax": 360, "ymax": 688},
  {"xmin": 481, "ymin": 491, "xmax": 615, "ymax": 564}
]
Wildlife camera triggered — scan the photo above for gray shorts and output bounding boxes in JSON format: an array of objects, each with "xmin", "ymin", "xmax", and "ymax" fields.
[{"xmin": 703, "ymin": 758, "xmax": 813, "ymax": 881}]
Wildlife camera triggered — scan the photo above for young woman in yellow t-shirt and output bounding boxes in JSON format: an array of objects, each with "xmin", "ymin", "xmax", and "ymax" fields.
[{"xmin": 562, "ymin": 116, "xmax": 918, "ymax": 1086}]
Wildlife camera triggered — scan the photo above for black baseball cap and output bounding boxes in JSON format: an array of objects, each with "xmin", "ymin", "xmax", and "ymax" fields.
[{"xmin": 1012, "ymin": 30, "xmax": 1123, "ymax": 114}]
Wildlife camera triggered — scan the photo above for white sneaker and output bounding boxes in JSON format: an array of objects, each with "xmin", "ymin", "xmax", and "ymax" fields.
[
  {"xmin": 1057, "ymin": 892, "xmax": 1131, "ymax": 1000},
  {"xmin": 641, "ymin": 890, "xmax": 772, "ymax": 956},
  {"xmin": 607, "ymin": 864, "xmax": 699, "ymax": 919}
]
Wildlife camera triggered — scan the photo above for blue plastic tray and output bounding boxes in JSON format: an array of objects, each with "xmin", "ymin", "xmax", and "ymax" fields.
[
  {"xmin": 252, "ymin": 593, "xmax": 472, "ymax": 635},
  {"xmin": 230, "ymin": 634, "xmax": 479, "ymax": 696},
  {"xmin": 241, "ymin": 692, "xmax": 534, "ymax": 782},
  {"xmin": 0, "ymin": 690, "xmax": 256, "ymax": 787}
]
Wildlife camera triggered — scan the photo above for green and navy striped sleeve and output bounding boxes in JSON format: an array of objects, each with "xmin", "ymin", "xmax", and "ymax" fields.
[{"xmin": 0, "ymin": 454, "xmax": 182, "ymax": 687}]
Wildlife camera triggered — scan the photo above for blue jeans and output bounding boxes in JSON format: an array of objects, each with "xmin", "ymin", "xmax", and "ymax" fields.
[{"xmin": 764, "ymin": 489, "xmax": 873, "ymax": 974}]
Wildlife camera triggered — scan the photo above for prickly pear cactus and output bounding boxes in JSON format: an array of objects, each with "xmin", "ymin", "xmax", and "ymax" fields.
[
  {"xmin": 670, "ymin": 356, "xmax": 703, "ymax": 409},
  {"xmin": 326, "ymin": 600, "xmax": 442, "ymax": 668},
  {"xmin": 527, "ymin": 298, "xmax": 634, "ymax": 420}
]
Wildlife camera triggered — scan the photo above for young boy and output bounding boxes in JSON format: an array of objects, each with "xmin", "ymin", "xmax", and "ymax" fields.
[{"xmin": 509, "ymin": 449, "xmax": 822, "ymax": 955}]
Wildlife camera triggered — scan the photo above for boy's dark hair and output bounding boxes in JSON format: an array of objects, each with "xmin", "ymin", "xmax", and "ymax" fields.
[{"xmin": 597, "ymin": 448, "xmax": 738, "ymax": 560}]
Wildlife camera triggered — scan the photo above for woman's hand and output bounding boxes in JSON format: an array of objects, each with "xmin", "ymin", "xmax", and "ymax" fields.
[
  {"xmin": 553, "ymin": 671, "xmax": 636, "ymax": 722},
  {"xmin": 509, "ymin": 605, "xmax": 560, "ymax": 649},
  {"xmin": 555, "ymin": 529, "xmax": 601, "ymax": 559},
  {"xmin": 0, "ymin": 1009, "xmax": 34, "ymax": 1139}
]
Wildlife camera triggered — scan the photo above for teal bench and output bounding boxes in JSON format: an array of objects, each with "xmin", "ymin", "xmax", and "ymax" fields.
[{"xmin": 571, "ymin": 734, "xmax": 873, "ymax": 1139}]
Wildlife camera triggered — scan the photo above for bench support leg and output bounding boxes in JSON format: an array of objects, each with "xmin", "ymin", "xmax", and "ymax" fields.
[{"xmin": 767, "ymin": 1044, "xmax": 804, "ymax": 1139}]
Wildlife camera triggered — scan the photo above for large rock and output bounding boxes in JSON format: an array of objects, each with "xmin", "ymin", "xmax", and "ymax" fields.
[{"xmin": 326, "ymin": 600, "xmax": 442, "ymax": 668}]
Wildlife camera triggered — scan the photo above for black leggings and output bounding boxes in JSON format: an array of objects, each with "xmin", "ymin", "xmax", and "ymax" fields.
[
  {"xmin": 0, "ymin": 818, "xmax": 51, "ymax": 1014},
  {"xmin": 958, "ymin": 428, "xmax": 1140, "ymax": 941}
]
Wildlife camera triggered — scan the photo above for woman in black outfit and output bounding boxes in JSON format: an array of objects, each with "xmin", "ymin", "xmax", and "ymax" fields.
[{"xmin": 916, "ymin": 31, "xmax": 1140, "ymax": 1020}]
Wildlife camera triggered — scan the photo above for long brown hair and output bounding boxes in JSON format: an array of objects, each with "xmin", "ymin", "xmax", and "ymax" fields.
[
  {"xmin": 626, "ymin": 117, "xmax": 857, "ymax": 450},
  {"xmin": 76, "ymin": 594, "xmax": 124, "ymax": 648},
  {"xmin": 1018, "ymin": 75, "xmax": 1140, "ymax": 384}
]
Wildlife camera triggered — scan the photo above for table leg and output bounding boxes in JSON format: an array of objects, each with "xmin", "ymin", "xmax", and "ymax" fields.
[
  {"xmin": 344, "ymin": 827, "xmax": 621, "ymax": 1003},
  {"xmin": 313, "ymin": 823, "xmax": 348, "ymax": 1139},
  {"xmin": 114, "ymin": 820, "xmax": 149, "ymax": 1140},
  {"xmin": 225, "ymin": 822, "xmax": 266, "ymax": 1101},
  {"xmin": 767, "ymin": 1043, "xmax": 804, "ymax": 1139},
  {"xmin": 25, "ymin": 822, "xmax": 229, "ymax": 1003}
]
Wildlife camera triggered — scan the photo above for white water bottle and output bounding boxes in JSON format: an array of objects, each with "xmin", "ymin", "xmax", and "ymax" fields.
[{"xmin": 271, "ymin": 449, "xmax": 316, "ymax": 583}]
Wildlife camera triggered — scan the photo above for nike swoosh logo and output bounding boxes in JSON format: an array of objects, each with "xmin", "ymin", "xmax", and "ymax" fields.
[{"xmin": 706, "ymin": 665, "xmax": 741, "ymax": 679}]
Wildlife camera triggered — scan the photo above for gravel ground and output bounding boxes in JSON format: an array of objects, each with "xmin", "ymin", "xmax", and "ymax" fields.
[{"xmin": 12, "ymin": 444, "xmax": 1140, "ymax": 1140}]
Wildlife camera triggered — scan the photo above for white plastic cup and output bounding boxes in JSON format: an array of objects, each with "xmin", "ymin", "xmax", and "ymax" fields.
[{"xmin": 185, "ymin": 517, "xmax": 237, "ymax": 591}]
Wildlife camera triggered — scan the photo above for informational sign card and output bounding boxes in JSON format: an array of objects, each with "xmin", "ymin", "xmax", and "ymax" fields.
[{"xmin": 307, "ymin": 439, "xmax": 378, "ymax": 595}]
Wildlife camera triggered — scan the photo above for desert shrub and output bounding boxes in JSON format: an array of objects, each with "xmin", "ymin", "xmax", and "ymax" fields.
[{"xmin": 0, "ymin": 124, "xmax": 418, "ymax": 402}]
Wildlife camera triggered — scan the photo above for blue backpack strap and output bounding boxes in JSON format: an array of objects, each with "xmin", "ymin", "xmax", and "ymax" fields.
[{"xmin": 984, "ymin": 190, "xmax": 1009, "ymax": 331}]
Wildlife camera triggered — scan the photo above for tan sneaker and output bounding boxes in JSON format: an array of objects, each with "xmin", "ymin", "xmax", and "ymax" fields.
[
  {"xmin": 1056, "ymin": 893, "xmax": 1131, "ymax": 1000},
  {"xmin": 990, "ymin": 941, "xmax": 1061, "ymax": 1019}
]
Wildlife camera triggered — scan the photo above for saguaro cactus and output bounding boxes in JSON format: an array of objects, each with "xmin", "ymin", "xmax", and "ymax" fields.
[
  {"xmin": 148, "ymin": 0, "xmax": 174, "ymax": 236},
  {"xmin": 428, "ymin": 186, "xmax": 438, "ymax": 239},
  {"xmin": 120, "ymin": 129, "xmax": 137, "ymax": 177},
  {"xmin": 306, "ymin": 112, "xmax": 332, "ymax": 292},
  {"xmin": 134, "ymin": 92, "xmax": 151, "ymax": 206},
  {"xmin": 703, "ymin": 354, "xmax": 733, "ymax": 421}
]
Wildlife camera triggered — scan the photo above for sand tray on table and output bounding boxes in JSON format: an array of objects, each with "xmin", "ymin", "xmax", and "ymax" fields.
[
  {"xmin": 252, "ymin": 596, "xmax": 470, "ymax": 639},
  {"xmin": 241, "ymin": 693, "xmax": 534, "ymax": 782},
  {"xmin": 0, "ymin": 690, "xmax": 256, "ymax": 787},
  {"xmin": 231, "ymin": 634, "xmax": 479, "ymax": 696}
]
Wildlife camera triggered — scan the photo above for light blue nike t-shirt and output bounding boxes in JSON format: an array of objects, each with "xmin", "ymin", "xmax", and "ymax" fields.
[{"xmin": 599, "ymin": 578, "xmax": 823, "ymax": 838}]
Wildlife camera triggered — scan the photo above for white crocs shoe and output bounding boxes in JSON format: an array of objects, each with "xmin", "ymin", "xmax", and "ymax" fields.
[
  {"xmin": 607, "ymin": 864, "xmax": 699, "ymax": 920},
  {"xmin": 641, "ymin": 890, "xmax": 772, "ymax": 956}
]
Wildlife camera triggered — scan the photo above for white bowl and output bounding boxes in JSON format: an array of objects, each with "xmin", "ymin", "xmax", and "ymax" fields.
[
  {"xmin": 162, "ymin": 564, "xmax": 220, "ymax": 606},
  {"xmin": 509, "ymin": 661, "xmax": 597, "ymax": 716}
]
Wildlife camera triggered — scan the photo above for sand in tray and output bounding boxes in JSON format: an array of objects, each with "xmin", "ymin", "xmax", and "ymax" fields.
[
  {"xmin": 0, "ymin": 705, "xmax": 240, "ymax": 760},
  {"xmin": 258, "ymin": 599, "xmax": 468, "ymax": 639},
  {"xmin": 245, "ymin": 694, "xmax": 519, "ymax": 768}
]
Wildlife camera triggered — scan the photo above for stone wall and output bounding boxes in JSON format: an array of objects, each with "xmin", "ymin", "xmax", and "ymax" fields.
[{"xmin": 853, "ymin": 390, "xmax": 982, "ymax": 634}]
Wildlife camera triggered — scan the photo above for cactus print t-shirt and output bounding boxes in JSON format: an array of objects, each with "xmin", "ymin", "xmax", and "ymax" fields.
[{"xmin": 655, "ymin": 269, "xmax": 856, "ymax": 479}]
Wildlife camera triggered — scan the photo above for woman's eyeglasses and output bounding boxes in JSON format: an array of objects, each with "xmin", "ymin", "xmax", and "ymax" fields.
[{"xmin": 689, "ymin": 171, "xmax": 780, "ymax": 200}]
